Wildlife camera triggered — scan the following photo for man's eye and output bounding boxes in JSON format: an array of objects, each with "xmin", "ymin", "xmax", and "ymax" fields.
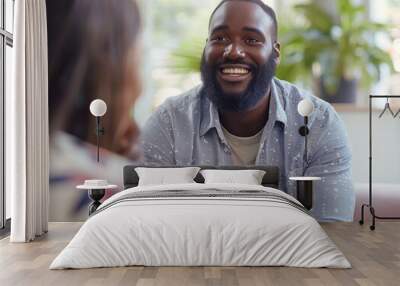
[
  {"xmin": 246, "ymin": 39, "xmax": 260, "ymax": 45},
  {"xmin": 212, "ymin": 36, "xmax": 227, "ymax": 42}
]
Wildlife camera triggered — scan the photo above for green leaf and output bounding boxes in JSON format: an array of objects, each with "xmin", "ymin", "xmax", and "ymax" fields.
[{"xmin": 294, "ymin": 3, "xmax": 334, "ymax": 33}]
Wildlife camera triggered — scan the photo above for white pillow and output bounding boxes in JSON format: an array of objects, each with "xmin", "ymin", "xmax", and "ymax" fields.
[
  {"xmin": 200, "ymin": 169, "xmax": 266, "ymax": 185},
  {"xmin": 135, "ymin": 167, "xmax": 200, "ymax": 186}
]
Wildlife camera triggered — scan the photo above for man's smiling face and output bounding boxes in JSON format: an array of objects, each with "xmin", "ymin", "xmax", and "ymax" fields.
[{"xmin": 201, "ymin": 0, "xmax": 280, "ymax": 112}]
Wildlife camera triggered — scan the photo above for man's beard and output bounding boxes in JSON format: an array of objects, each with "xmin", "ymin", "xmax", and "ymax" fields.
[{"xmin": 200, "ymin": 52, "xmax": 277, "ymax": 112}]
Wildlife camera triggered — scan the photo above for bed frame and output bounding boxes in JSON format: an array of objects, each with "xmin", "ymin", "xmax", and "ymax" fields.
[{"xmin": 123, "ymin": 165, "xmax": 280, "ymax": 190}]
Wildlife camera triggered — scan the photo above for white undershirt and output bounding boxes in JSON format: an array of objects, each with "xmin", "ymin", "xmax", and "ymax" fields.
[{"xmin": 221, "ymin": 125, "xmax": 263, "ymax": 166}]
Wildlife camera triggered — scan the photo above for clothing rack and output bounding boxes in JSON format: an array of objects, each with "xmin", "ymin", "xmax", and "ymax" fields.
[{"xmin": 359, "ymin": 95, "xmax": 400, "ymax": 230}]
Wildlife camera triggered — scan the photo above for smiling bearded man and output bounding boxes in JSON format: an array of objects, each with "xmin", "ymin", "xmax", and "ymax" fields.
[{"xmin": 140, "ymin": 0, "xmax": 355, "ymax": 222}]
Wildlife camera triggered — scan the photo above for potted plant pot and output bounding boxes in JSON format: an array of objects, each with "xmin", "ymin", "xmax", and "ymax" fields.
[{"xmin": 317, "ymin": 77, "xmax": 358, "ymax": 104}]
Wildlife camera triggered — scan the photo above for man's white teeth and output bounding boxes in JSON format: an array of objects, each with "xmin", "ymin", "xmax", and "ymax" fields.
[{"xmin": 222, "ymin": 68, "xmax": 249, "ymax": 75}]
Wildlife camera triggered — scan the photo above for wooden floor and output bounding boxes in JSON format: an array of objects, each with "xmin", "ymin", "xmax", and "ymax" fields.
[{"xmin": 0, "ymin": 221, "xmax": 399, "ymax": 286}]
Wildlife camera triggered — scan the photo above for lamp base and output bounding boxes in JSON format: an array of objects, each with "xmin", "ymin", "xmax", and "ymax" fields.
[
  {"xmin": 88, "ymin": 189, "xmax": 106, "ymax": 215},
  {"xmin": 289, "ymin": 177, "xmax": 321, "ymax": 210},
  {"xmin": 296, "ymin": 180, "xmax": 313, "ymax": 210}
]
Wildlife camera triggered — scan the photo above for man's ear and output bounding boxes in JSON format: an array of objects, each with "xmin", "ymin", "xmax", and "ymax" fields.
[{"xmin": 273, "ymin": 42, "xmax": 281, "ymax": 65}]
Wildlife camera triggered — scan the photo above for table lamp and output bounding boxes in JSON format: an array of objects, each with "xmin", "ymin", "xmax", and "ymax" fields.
[
  {"xmin": 77, "ymin": 99, "xmax": 111, "ymax": 215},
  {"xmin": 289, "ymin": 98, "xmax": 321, "ymax": 210},
  {"xmin": 89, "ymin": 99, "xmax": 107, "ymax": 162},
  {"xmin": 297, "ymin": 98, "xmax": 314, "ymax": 175}
]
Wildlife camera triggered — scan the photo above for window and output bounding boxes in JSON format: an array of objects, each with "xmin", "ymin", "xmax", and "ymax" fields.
[
  {"xmin": 368, "ymin": 0, "xmax": 400, "ymax": 94},
  {"xmin": 1, "ymin": 0, "xmax": 14, "ymax": 230}
]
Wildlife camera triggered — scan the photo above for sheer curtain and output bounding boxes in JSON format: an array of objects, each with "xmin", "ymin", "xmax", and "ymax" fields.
[{"xmin": 7, "ymin": 0, "xmax": 49, "ymax": 242}]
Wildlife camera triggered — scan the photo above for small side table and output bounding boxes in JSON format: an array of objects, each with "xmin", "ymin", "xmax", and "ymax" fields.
[
  {"xmin": 289, "ymin": 177, "xmax": 321, "ymax": 210},
  {"xmin": 77, "ymin": 180, "xmax": 118, "ymax": 215}
]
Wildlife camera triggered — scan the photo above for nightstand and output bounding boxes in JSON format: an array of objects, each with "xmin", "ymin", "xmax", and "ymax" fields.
[{"xmin": 77, "ymin": 180, "xmax": 118, "ymax": 215}]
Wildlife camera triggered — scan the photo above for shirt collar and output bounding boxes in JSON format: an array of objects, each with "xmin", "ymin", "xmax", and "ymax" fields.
[
  {"xmin": 270, "ymin": 78, "xmax": 288, "ymax": 126},
  {"xmin": 199, "ymin": 88, "xmax": 223, "ymax": 137},
  {"xmin": 199, "ymin": 78, "xmax": 287, "ymax": 138}
]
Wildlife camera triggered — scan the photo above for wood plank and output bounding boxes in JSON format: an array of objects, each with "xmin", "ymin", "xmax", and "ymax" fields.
[{"xmin": 0, "ymin": 222, "xmax": 399, "ymax": 286}]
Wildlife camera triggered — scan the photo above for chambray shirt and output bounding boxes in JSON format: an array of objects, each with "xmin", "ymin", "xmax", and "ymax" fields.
[{"xmin": 140, "ymin": 78, "xmax": 355, "ymax": 222}]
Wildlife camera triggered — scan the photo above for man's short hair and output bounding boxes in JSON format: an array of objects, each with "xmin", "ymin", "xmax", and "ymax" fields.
[{"xmin": 209, "ymin": 0, "xmax": 278, "ymax": 41}]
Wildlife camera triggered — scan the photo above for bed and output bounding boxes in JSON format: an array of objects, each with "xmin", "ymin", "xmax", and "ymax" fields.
[{"xmin": 50, "ymin": 165, "xmax": 350, "ymax": 269}]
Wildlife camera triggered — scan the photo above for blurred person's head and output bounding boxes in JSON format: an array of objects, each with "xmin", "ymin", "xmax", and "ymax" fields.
[
  {"xmin": 49, "ymin": 0, "xmax": 142, "ymax": 157},
  {"xmin": 201, "ymin": 0, "xmax": 280, "ymax": 112}
]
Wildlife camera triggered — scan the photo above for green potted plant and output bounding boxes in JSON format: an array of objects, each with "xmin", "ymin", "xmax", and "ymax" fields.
[{"xmin": 276, "ymin": 0, "xmax": 393, "ymax": 103}]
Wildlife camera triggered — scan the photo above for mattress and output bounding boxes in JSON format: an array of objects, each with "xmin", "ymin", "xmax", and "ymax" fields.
[{"xmin": 50, "ymin": 183, "xmax": 350, "ymax": 269}]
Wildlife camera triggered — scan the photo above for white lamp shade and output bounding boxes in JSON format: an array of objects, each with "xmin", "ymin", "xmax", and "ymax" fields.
[
  {"xmin": 297, "ymin": 99, "xmax": 314, "ymax": 117},
  {"xmin": 90, "ymin": 99, "xmax": 107, "ymax": 117}
]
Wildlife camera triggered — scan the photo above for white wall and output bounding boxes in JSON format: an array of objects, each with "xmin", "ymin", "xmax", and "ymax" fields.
[{"xmin": 339, "ymin": 110, "xmax": 400, "ymax": 184}]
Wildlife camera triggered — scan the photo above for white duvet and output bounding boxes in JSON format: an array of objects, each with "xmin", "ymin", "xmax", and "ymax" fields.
[{"xmin": 50, "ymin": 183, "xmax": 350, "ymax": 269}]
